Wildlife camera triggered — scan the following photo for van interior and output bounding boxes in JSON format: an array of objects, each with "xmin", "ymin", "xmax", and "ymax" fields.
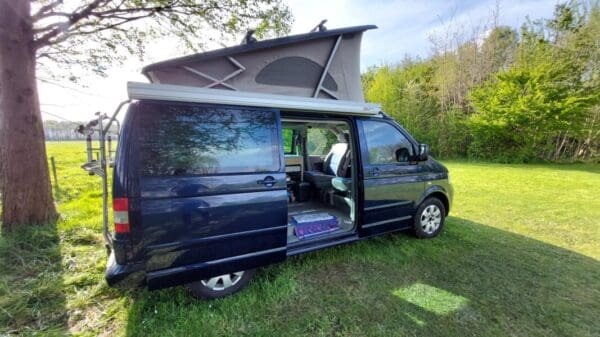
[{"xmin": 282, "ymin": 118, "xmax": 355, "ymax": 244}]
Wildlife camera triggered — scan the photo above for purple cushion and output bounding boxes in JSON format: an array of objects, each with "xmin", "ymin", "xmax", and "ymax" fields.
[{"xmin": 292, "ymin": 213, "xmax": 339, "ymax": 239}]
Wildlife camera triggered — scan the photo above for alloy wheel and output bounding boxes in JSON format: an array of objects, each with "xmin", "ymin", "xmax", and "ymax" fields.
[
  {"xmin": 201, "ymin": 271, "xmax": 245, "ymax": 291},
  {"xmin": 420, "ymin": 204, "xmax": 442, "ymax": 235}
]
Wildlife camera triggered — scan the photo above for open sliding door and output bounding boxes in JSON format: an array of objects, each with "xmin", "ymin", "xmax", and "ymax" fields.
[{"xmin": 128, "ymin": 100, "xmax": 288, "ymax": 289}]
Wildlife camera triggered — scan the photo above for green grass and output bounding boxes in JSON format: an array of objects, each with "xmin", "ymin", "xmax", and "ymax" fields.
[{"xmin": 1, "ymin": 142, "xmax": 599, "ymax": 336}]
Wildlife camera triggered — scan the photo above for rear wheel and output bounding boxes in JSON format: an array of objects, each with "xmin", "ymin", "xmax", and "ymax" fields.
[
  {"xmin": 187, "ymin": 269, "xmax": 256, "ymax": 299},
  {"xmin": 413, "ymin": 197, "xmax": 446, "ymax": 238}
]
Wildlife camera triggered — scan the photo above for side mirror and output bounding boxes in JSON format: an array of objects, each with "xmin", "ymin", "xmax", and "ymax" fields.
[{"xmin": 418, "ymin": 144, "xmax": 429, "ymax": 161}]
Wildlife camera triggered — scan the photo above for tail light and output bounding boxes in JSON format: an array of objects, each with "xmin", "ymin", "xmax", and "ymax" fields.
[{"xmin": 113, "ymin": 198, "xmax": 130, "ymax": 234}]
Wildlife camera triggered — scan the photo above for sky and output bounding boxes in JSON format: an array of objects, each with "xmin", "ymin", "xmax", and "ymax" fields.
[{"xmin": 38, "ymin": 0, "xmax": 558, "ymax": 123}]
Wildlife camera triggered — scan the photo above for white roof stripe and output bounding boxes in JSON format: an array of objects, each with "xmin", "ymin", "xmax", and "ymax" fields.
[{"xmin": 127, "ymin": 82, "xmax": 381, "ymax": 116}]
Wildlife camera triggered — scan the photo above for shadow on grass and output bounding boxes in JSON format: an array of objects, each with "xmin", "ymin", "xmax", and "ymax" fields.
[
  {"xmin": 0, "ymin": 223, "xmax": 67, "ymax": 335},
  {"xmin": 124, "ymin": 216, "xmax": 600, "ymax": 337}
]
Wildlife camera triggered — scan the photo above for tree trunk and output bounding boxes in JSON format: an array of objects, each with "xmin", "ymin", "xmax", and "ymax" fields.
[{"xmin": 0, "ymin": 0, "xmax": 58, "ymax": 230}]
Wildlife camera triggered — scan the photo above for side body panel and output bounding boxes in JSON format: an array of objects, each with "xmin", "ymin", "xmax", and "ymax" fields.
[
  {"xmin": 126, "ymin": 101, "xmax": 288, "ymax": 289},
  {"xmin": 141, "ymin": 174, "xmax": 288, "ymax": 289}
]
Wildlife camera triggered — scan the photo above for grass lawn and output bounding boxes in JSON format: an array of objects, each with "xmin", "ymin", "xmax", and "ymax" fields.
[{"xmin": 1, "ymin": 141, "xmax": 599, "ymax": 336}]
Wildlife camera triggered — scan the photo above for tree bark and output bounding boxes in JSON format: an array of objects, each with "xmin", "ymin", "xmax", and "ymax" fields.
[{"xmin": 0, "ymin": 0, "xmax": 58, "ymax": 230}]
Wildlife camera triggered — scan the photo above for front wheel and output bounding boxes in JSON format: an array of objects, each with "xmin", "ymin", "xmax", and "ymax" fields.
[
  {"xmin": 186, "ymin": 269, "xmax": 256, "ymax": 299},
  {"xmin": 413, "ymin": 197, "xmax": 446, "ymax": 238}
]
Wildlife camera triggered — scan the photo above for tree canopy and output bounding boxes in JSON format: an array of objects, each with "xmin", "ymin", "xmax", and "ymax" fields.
[
  {"xmin": 32, "ymin": 0, "xmax": 292, "ymax": 77},
  {"xmin": 363, "ymin": 1, "xmax": 599, "ymax": 162}
]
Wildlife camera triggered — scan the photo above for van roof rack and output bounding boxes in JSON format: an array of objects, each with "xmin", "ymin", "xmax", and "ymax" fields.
[{"xmin": 127, "ymin": 82, "xmax": 381, "ymax": 115}]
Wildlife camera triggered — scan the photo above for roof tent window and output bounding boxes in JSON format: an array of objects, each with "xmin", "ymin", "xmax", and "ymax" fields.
[{"xmin": 256, "ymin": 56, "xmax": 338, "ymax": 91}]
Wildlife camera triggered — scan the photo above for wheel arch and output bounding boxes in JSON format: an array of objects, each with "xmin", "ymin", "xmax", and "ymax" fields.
[{"xmin": 417, "ymin": 187, "xmax": 450, "ymax": 216}]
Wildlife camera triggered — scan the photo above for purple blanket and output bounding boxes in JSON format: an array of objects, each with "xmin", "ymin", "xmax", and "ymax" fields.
[{"xmin": 292, "ymin": 213, "xmax": 339, "ymax": 239}]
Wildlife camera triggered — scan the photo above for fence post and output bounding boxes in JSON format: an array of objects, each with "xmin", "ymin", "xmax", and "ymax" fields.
[
  {"xmin": 50, "ymin": 156, "xmax": 59, "ymax": 194},
  {"xmin": 86, "ymin": 135, "xmax": 93, "ymax": 163}
]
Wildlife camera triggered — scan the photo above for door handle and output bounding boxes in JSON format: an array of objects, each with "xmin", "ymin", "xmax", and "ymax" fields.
[
  {"xmin": 370, "ymin": 167, "xmax": 381, "ymax": 176},
  {"xmin": 257, "ymin": 176, "xmax": 277, "ymax": 187}
]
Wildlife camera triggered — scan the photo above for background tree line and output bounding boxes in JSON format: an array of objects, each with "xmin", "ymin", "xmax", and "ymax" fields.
[
  {"xmin": 362, "ymin": 1, "xmax": 600, "ymax": 162},
  {"xmin": 43, "ymin": 120, "xmax": 120, "ymax": 141},
  {"xmin": 43, "ymin": 120, "xmax": 88, "ymax": 141}
]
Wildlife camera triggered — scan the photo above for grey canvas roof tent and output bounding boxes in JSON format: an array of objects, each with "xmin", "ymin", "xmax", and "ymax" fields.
[{"xmin": 141, "ymin": 24, "xmax": 377, "ymax": 102}]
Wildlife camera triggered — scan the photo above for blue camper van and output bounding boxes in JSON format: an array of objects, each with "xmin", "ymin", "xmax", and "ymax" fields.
[{"xmin": 101, "ymin": 25, "xmax": 453, "ymax": 299}]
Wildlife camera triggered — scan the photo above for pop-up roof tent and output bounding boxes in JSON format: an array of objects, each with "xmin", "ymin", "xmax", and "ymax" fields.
[{"xmin": 141, "ymin": 24, "xmax": 377, "ymax": 103}]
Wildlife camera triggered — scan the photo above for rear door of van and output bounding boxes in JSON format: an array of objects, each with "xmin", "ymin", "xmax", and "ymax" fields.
[{"xmin": 130, "ymin": 100, "xmax": 287, "ymax": 289}]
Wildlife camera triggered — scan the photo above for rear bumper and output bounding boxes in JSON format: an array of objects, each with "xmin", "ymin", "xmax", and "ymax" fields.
[{"xmin": 105, "ymin": 252, "xmax": 145, "ymax": 288}]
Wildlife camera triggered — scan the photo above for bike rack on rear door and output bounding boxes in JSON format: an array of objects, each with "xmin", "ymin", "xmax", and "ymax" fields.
[{"xmin": 76, "ymin": 100, "xmax": 130, "ymax": 247}]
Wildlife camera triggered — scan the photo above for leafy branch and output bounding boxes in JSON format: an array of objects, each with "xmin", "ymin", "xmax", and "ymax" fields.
[{"xmin": 29, "ymin": 0, "xmax": 292, "ymax": 77}]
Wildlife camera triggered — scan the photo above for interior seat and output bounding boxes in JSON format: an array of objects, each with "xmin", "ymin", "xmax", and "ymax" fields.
[{"xmin": 305, "ymin": 133, "xmax": 350, "ymax": 189}]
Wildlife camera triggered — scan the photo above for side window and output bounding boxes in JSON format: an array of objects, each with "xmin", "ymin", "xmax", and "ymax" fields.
[
  {"xmin": 137, "ymin": 101, "xmax": 280, "ymax": 175},
  {"xmin": 307, "ymin": 128, "xmax": 337, "ymax": 155},
  {"xmin": 362, "ymin": 120, "xmax": 414, "ymax": 164}
]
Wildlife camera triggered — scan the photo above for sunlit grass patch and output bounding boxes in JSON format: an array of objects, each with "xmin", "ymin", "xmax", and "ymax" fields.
[{"xmin": 393, "ymin": 283, "xmax": 469, "ymax": 315}]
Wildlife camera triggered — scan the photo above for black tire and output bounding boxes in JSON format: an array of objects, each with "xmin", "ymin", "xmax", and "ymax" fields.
[
  {"xmin": 413, "ymin": 197, "xmax": 446, "ymax": 239},
  {"xmin": 186, "ymin": 269, "xmax": 256, "ymax": 299}
]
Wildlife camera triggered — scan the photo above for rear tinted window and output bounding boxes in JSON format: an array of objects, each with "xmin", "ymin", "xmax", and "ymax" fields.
[{"xmin": 136, "ymin": 101, "xmax": 280, "ymax": 175}]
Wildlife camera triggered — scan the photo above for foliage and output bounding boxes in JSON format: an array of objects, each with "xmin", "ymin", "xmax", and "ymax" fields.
[
  {"xmin": 364, "ymin": 62, "xmax": 469, "ymax": 158},
  {"xmin": 363, "ymin": 1, "xmax": 600, "ymax": 162},
  {"xmin": 469, "ymin": 3, "xmax": 600, "ymax": 161},
  {"xmin": 31, "ymin": 0, "xmax": 292, "ymax": 79},
  {"xmin": 2, "ymin": 142, "xmax": 600, "ymax": 336}
]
